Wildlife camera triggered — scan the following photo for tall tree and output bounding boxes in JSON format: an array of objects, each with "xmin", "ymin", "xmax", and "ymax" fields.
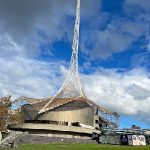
[{"xmin": 0, "ymin": 96, "xmax": 23, "ymax": 132}]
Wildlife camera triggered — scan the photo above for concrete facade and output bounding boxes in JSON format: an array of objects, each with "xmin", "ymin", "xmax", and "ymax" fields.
[
  {"xmin": 19, "ymin": 100, "xmax": 101, "ymax": 139},
  {"xmin": 16, "ymin": 123, "xmax": 100, "ymax": 134},
  {"xmin": 38, "ymin": 107, "xmax": 94, "ymax": 126},
  {"xmin": 13, "ymin": 123, "xmax": 101, "ymax": 139}
]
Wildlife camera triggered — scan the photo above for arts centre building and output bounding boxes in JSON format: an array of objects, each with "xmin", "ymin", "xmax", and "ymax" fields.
[
  {"xmin": 12, "ymin": 0, "xmax": 119, "ymax": 139},
  {"xmin": 12, "ymin": 96, "xmax": 119, "ymax": 139}
]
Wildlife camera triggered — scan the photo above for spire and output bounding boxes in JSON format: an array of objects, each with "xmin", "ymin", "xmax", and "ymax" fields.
[
  {"xmin": 39, "ymin": 0, "xmax": 85, "ymax": 114},
  {"xmin": 54, "ymin": 0, "xmax": 83, "ymax": 98}
]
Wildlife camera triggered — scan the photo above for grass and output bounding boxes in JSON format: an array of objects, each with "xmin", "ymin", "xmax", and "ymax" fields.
[{"xmin": 1, "ymin": 144, "xmax": 150, "ymax": 150}]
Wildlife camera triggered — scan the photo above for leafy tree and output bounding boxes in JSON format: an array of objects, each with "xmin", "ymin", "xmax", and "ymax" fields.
[
  {"xmin": 0, "ymin": 96, "xmax": 23, "ymax": 131},
  {"xmin": 0, "ymin": 106, "xmax": 8, "ymax": 131}
]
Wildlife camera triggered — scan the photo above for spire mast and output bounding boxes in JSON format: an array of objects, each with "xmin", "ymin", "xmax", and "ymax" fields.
[
  {"xmin": 39, "ymin": 0, "xmax": 84, "ymax": 114},
  {"xmin": 70, "ymin": 0, "xmax": 80, "ymax": 75}
]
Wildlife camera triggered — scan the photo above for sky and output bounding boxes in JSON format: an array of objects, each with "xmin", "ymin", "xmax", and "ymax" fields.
[{"xmin": 0, "ymin": 0, "xmax": 150, "ymax": 129}]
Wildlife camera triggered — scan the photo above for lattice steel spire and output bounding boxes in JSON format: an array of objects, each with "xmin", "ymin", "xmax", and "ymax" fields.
[{"xmin": 39, "ymin": 0, "xmax": 85, "ymax": 114}]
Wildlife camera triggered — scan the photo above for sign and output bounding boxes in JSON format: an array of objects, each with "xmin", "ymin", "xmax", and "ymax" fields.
[{"xmin": 128, "ymin": 135, "xmax": 146, "ymax": 146}]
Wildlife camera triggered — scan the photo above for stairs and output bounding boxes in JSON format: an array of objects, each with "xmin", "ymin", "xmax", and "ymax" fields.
[
  {"xmin": 0, "ymin": 131, "xmax": 25, "ymax": 148},
  {"xmin": 0, "ymin": 132, "xmax": 98, "ymax": 147}
]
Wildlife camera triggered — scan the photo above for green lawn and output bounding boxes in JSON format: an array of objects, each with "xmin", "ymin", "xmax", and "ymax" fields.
[{"xmin": 1, "ymin": 144, "xmax": 150, "ymax": 150}]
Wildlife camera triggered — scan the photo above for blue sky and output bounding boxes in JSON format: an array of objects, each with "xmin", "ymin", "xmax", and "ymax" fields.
[{"xmin": 0, "ymin": 0, "xmax": 150, "ymax": 129}]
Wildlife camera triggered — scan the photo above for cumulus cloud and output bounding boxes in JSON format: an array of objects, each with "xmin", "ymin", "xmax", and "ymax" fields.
[
  {"xmin": 131, "ymin": 52, "xmax": 150, "ymax": 68},
  {"xmin": 0, "ymin": 55, "xmax": 66, "ymax": 99},
  {"xmin": 81, "ymin": 17, "xmax": 147, "ymax": 59},
  {"xmin": 1, "ymin": 0, "xmax": 149, "ymax": 60},
  {"xmin": 0, "ymin": 0, "xmax": 73, "ymax": 57},
  {"xmin": 124, "ymin": 0, "xmax": 150, "ymax": 51},
  {"xmin": 79, "ymin": 0, "xmax": 150, "ymax": 60},
  {"xmin": 0, "ymin": 34, "xmax": 29, "ymax": 58},
  {"xmin": 0, "ymin": 0, "xmax": 101, "ymax": 58},
  {"xmin": 0, "ymin": 37, "xmax": 67, "ymax": 98},
  {"xmin": 82, "ymin": 68, "xmax": 150, "ymax": 126},
  {"xmin": 124, "ymin": 0, "xmax": 150, "ymax": 15}
]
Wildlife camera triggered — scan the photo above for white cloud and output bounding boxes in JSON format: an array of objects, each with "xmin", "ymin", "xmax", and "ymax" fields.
[
  {"xmin": 131, "ymin": 52, "xmax": 150, "ymax": 68},
  {"xmin": 0, "ymin": 55, "xmax": 65, "ymax": 99},
  {"xmin": 81, "ymin": 18, "xmax": 147, "ymax": 59},
  {"xmin": 82, "ymin": 68, "xmax": 150, "ymax": 126},
  {"xmin": 124, "ymin": 0, "xmax": 150, "ymax": 52},
  {"xmin": 0, "ymin": 37, "xmax": 66, "ymax": 99},
  {"xmin": 0, "ymin": 0, "xmax": 149, "ymax": 60},
  {"xmin": 124, "ymin": 0, "xmax": 150, "ymax": 25},
  {"xmin": 79, "ymin": 0, "xmax": 150, "ymax": 60},
  {"xmin": 124, "ymin": 0, "xmax": 150, "ymax": 14},
  {"xmin": 0, "ymin": 34, "xmax": 26, "ymax": 58},
  {"xmin": 0, "ymin": 0, "xmax": 101, "ymax": 59}
]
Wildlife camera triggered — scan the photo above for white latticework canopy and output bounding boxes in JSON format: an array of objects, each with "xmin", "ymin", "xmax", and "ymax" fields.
[{"xmin": 39, "ymin": 0, "xmax": 84, "ymax": 113}]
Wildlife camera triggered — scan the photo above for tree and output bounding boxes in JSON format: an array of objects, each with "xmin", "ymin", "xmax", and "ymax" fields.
[
  {"xmin": 0, "ymin": 96, "xmax": 23, "ymax": 132},
  {"xmin": 0, "ymin": 106, "xmax": 8, "ymax": 131}
]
